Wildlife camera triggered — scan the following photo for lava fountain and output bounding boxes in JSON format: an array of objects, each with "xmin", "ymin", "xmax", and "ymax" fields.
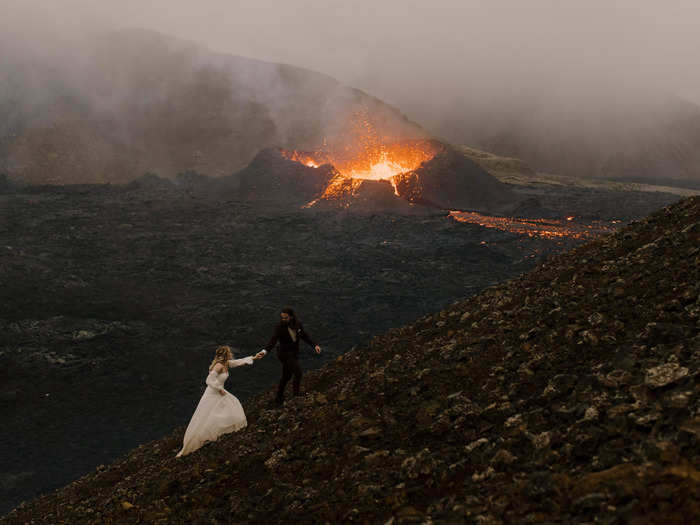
[{"xmin": 281, "ymin": 109, "xmax": 443, "ymax": 204}]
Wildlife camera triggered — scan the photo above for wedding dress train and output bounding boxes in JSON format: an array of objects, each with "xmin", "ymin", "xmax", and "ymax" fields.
[{"xmin": 176, "ymin": 356, "xmax": 254, "ymax": 457}]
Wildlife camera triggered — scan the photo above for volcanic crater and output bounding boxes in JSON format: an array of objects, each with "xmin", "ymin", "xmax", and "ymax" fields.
[{"xmin": 191, "ymin": 139, "xmax": 517, "ymax": 215}]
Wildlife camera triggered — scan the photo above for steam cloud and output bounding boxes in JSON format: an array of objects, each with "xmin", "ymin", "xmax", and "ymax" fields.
[
  {"xmin": 2, "ymin": 0, "xmax": 700, "ymax": 183},
  {"xmin": 4, "ymin": 1, "xmax": 699, "ymax": 112}
]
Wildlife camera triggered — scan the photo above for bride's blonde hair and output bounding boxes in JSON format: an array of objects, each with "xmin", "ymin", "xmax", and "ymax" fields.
[{"xmin": 209, "ymin": 345, "xmax": 232, "ymax": 371}]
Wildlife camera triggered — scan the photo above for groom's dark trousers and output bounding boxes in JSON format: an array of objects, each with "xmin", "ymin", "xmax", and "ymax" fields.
[{"xmin": 277, "ymin": 352, "xmax": 303, "ymax": 400}]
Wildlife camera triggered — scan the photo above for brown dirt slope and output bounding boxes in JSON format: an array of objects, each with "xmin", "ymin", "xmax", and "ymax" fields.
[{"xmin": 3, "ymin": 197, "xmax": 699, "ymax": 524}]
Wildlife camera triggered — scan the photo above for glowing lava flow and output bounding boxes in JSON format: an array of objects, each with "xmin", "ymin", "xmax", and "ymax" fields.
[{"xmin": 449, "ymin": 211, "xmax": 618, "ymax": 240}]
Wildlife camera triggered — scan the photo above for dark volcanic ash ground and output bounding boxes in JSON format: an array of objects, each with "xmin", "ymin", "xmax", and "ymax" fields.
[
  {"xmin": 0, "ymin": 177, "xmax": 683, "ymax": 514},
  {"xmin": 1, "ymin": 192, "xmax": 697, "ymax": 525}
]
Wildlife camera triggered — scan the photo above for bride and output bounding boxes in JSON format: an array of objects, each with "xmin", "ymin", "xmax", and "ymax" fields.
[{"xmin": 176, "ymin": 345, "xmax": 263, "ymax": 457}]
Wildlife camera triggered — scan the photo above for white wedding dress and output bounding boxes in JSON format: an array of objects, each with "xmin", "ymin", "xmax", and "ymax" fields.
[{"xmin": 176, "ymin": 356, "xmax": 255, "ymax": 457}]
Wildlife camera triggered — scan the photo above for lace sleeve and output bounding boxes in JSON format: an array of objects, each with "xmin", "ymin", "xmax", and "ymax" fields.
[{"xmin": 228, "ymin": 356, "xmax": 254, "ymax": 367}]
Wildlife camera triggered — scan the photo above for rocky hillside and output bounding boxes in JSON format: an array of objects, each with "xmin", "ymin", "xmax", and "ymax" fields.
[
  {"xmin": 3, "ymin": 197, "xmax": 698, "ymax": 524},
  {"xmin": 457, "ymin": 145, "xmax": 536, "ymax": 179},
  {"xmin": 0, "ymin": 29, "xmax": 426, "ymax": 185}
]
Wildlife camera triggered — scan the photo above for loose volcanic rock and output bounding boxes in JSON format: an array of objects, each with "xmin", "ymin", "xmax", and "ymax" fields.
[{"xmin": 645, "ymin": 362, "xmax": 691, "ymax": 389}]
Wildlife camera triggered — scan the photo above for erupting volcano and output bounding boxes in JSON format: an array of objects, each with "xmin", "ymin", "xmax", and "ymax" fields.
[
  {"xmin": 280, "ymin": 109, "xmax": 444, "ymax": 206},
  {"xmin": 284, "ymin": 139, "xmax": 443, "ymax": 207},
  {"xmin": 232, "ymin": 107, "xmax": 516, "ymax": 213}
]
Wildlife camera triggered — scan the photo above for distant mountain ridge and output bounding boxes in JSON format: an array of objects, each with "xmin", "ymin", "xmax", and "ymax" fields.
[
  {"xmin": 0, "ymin": 29, "xmax": 428, "ymax": 185},
  {"xmin": 426, "ymin": 93, "xmax": 700, "ymax": 188}
]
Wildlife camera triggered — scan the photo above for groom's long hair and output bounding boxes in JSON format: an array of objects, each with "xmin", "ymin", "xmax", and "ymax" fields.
[{"xmin": 282, "ymin": 307, "xmax": 299, "ymax": 329}]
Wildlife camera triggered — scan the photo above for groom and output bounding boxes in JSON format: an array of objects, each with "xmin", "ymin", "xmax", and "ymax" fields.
[{"xmin": 259, "ymin": 307, "xmax": 321, "ymax": 405}]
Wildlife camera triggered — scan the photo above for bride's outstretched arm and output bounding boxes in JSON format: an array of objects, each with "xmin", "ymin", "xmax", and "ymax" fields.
[{"xmin": 228, "ymin": 356, "xmax": 255, "ymax": 367}]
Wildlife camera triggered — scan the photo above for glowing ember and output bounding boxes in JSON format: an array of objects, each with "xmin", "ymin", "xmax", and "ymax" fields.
[{"xmin": 449, "ymin": 211, "xmax": 619, "ymax": 240}]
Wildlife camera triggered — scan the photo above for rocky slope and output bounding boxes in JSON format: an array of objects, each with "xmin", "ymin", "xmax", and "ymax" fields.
[
  {"xmin": 3, "ymin": 196, "xmax": 698, "ymax": 524},
  {"xmin": 393, "ymin": 147, "xmax": 516, "ymax": 213},
  {"xmin": 457, "ymin": 145, "xmax": 536, "ymax": 180}
]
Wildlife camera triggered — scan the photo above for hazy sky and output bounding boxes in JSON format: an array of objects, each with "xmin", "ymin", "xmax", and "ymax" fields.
[{"xmin": 3, "ymin": 0, "xmax": 700, "ymax": 120}]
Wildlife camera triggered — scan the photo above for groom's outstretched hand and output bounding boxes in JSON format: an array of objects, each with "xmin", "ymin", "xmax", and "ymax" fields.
[{"xmin": 314, "ymin": 345, "xmax": 322, "ymax": 354}]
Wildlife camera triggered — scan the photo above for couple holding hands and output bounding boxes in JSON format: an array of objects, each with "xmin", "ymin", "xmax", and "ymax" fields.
[{"xmin": 177, "ymin": 307, "xmax": 321, "ymax": 457}]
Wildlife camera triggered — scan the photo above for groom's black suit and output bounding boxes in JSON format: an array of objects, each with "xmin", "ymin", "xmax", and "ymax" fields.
[{"xmin": 264, "ymin": 321, "xmax": 317, "ymax": 403}]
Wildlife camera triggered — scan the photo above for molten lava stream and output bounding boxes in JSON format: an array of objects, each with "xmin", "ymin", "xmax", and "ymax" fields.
[{"xmin": 449, "ymin": 211, "xmax": 617, "ymax": 240}]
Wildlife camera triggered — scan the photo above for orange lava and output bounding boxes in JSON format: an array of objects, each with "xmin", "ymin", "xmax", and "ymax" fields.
[
  {"xmin": 281, "ymin": 150, "xmax": 322, "ymax": 168},
  {"xmin": 331, "ymin": 108, "xmax": 439, "ymax": 182},
  {"xmin": 449, "ymin": 211, "xmax": 617, "ymax": 240},
  {"xmin": 302, "ymin": 175, "xmax": 365, "ymax": 208},
  {"xmin": 281, "ymin": 108, "xmax": 440, "ymax": 204},
  {"xmin": 331, "ymin": 141, "xmax": 438, "ymax": 183}
]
